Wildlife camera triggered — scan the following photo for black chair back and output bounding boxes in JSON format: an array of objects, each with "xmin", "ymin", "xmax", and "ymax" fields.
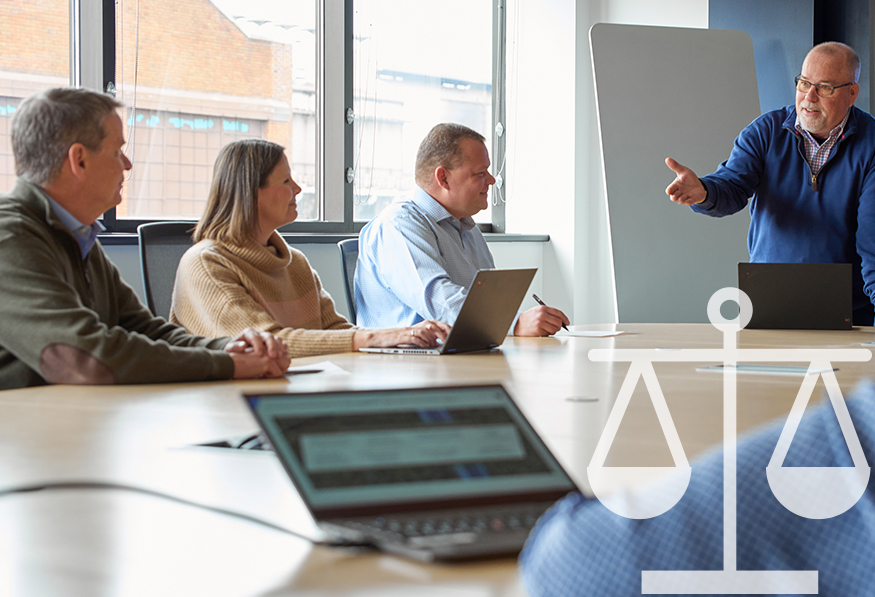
[
  {"xmin": 137, "ymin": 222, "xmax": 196, "ymax": 319},
  {"xmin": 337, "ymin": 238, "xmax": 358, "ymax": 323}
]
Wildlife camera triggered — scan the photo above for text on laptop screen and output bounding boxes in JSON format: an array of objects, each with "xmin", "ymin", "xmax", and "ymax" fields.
[{"xmin": 248, "ymin": 386, "xmax": 574, "ymax": 509}]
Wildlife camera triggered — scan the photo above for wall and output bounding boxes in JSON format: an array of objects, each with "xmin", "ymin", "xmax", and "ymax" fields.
[
  {"xmin": 0, "ymin": 0, "xmax": 68, "ymax": 78},
  {"xmin": 505, "ymin": 0, "xmax": 708, "ymax": 324},
  {"xmin": 710, "ymin": 0, "xmax": 814, "ymax": 114},
  {"xmin": 502, "ymin": 0, "xmax": 579, "ymax": 325},
  {"xmin": 116, "ymin": 0, "xmax": 272, "ymax": 97},
  {"xmin": 105, "ymin": 239, "xmax": 546, "ymax": 322},
  {"xmin": 815, "ymin": 0, "xmax": 871, "ymax": 112}
]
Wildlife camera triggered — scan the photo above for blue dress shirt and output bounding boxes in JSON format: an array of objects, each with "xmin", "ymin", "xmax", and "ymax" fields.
[
  {"xmin": 355, "ymin": 186, "xmax": 495, "ymax": 327},
  {"xmin": 43, "ymin": 191, "xmax": 103, "ymax": 258},
  {"xmin": 520, "ymin": 379, "xmax": 875, "ymax": 596}
]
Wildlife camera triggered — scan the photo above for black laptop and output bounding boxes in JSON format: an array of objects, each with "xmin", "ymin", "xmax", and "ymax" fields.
[
  {"xmin": 738, "ymin": 262, "xmax": 852, "ymax": 329},
  {"xmin": 244, "ymin": 384, "xmax": 577, "ymax": 561},
  {"xmin": 359, "ymin": 268, "xmax": 537, "ymax": 355}
]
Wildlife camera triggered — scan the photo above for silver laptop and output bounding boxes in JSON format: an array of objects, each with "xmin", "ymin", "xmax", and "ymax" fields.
[
  {"xmin": 244, "ymin": 384, "xmax": 577, "ymax": 561},
  {"xmin": 360, "ymin": 268, "xmax": 537, "ymax": 355}
]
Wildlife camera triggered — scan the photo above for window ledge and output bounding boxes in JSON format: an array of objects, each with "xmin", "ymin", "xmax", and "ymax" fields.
[
  {"xmin": 482, "ymin": 233, "xmax": 549, "ymax": 243},
  {"xmin": 98, "ymin": 232, "xmax": 550, "ymax": 246}
]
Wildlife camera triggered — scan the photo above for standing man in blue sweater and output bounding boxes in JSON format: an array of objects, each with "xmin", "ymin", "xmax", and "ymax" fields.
[{"xmin": 665, "ymin": 42, "xmax": 875, "ymax": 325}]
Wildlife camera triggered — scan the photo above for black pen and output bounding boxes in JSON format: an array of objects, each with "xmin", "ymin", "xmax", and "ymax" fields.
[{"xmin": 532, "ymin": 294, "xmax": 569, "ymax": 331}]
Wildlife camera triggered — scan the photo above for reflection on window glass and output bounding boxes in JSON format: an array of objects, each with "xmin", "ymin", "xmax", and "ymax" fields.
[
  {"xmin": 115, "ymin": 0, "xmax": 317, "ymax": 221},
  {"xmin": 0, "ymin": 0, "xmax": 70, "ymax": 193},
  {"xmin": 353, "ymin": 0, "xmax": 493, "ymax": 223}
]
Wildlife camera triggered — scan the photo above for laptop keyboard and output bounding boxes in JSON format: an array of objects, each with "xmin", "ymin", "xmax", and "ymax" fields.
[{"xmin": 338, "ymin": 502, "xmax": 552, "ymax": 542}]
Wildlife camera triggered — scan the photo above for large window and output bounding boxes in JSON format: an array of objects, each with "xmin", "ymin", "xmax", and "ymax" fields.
[
  {"xmin": 114, "ymin": 0, "xmax": 318, "ymax": 223},
  {"xmin": 1, "ymin": 0, "xmax": 504, "ymax": 233},
  {"xmin": 351, "ymin": 0, "xmax": 494, "ymax": 223},
  {"xmin": 0, "ymin": 0, "xmax": 70, "ymax": 192}
]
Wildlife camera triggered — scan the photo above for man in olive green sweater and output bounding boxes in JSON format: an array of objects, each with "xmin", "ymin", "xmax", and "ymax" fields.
[{"xmin": 0, "ymin": 87, "xmax": 289, "ymax": 390}]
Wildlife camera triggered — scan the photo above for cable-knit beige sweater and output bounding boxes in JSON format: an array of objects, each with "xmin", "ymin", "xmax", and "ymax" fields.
[{"xmin": 169, "ymin": 231, "xmax": 356, "ymax": 358}]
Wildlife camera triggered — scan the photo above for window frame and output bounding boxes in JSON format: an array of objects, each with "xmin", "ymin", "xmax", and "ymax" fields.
[{"xmin": 81, "ymin": 0, "xmax": 505, "ymax": 234}]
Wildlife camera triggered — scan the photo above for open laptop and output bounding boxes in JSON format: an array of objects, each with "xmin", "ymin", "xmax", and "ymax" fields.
[
  {"xmin": 244, "ymin": 384, "xmax": 577, "ymax": 561},
  {"xmin": 360, "ymin": 268, "xmax": 537, "ymax": 355},
  {"xmin": 738, "ymin": 262, "xmax": 852, "ymax": 330}
]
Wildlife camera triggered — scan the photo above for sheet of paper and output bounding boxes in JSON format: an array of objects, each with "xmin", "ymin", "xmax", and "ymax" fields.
[
  {"xmin": 696, "ymin": 364, "xmax": 835, "ymax": 377},
  {"xmin": 286, "ymin": 361, "xmax": 350, "ymax": 376},
  {"xmin": 555, "ymin": 330, "xmax": 630, "ymax": 338}
]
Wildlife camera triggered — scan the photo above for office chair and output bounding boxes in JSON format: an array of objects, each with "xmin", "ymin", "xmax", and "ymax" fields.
[
  {"xmin": 337, "ymin": 238, "xmax": 358, "ymax": 323},
  {"xmin": 137, "ymin": 222, "xmax": 196, "ymax": 320}
]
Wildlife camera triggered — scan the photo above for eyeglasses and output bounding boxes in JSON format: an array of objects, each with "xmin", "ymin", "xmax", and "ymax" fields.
[{"xmin": 795, "ymin": 76, "xmax": 855, "ymax": 98}]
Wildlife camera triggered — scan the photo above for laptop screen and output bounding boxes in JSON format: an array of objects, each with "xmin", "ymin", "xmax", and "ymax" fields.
[
  {"xmin": 245, "ymin": 385, "xmax": 575, "ymax": 511},
  {"xmin": 738, "ymin": 262, "xmax": 852, "ymax": 329}
]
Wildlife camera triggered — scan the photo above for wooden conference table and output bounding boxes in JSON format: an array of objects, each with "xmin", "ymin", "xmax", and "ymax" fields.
[{"xmin": 1, "ymin": 323, "xmax": 873, "ymax": 596}]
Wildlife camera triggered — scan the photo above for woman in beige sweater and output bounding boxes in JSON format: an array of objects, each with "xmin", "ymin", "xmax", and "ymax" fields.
[{"xmin": 169, "ymin": 139, "xmax": 449, "ymax": 358}]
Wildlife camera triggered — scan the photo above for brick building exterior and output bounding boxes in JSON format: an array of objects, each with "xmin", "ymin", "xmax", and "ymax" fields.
[{"xmin": 0, "ymin": 0, "xmax": 304, "ymax": 219}]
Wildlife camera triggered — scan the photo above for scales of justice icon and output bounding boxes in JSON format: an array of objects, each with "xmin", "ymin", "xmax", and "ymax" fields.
[{"xmin": 586, "ymin": 288, "xmax": 872, "ymax": 595}]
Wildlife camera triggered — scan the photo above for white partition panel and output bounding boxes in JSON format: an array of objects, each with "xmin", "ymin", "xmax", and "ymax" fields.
[{"xmin": 591, "ymin": 23, "xmax": 760, "ymax": 322}]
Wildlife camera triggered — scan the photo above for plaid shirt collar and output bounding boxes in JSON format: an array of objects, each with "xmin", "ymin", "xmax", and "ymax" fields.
[{"xmin": 795, "ymin": 108, "xmax": 850, "ymax": 175}]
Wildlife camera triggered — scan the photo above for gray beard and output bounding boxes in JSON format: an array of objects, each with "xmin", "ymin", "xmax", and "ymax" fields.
[{"xmin": 799, "ymin": 112, "xmax": 826, "ymax": 133}]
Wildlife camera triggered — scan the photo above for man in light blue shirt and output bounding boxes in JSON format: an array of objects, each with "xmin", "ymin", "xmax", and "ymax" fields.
[{"xmin": 355, "ymin": 123, "xmax": 568, "ymax": 336}]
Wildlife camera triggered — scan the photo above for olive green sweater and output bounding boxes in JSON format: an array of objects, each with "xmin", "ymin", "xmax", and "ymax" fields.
[
  {"xmin": 0, "ymin": 179, "xmax": 234, "ymax": 390},
  {"xmin": 169, "ymin": 231, "xmax": 356, "ymax": 358}
]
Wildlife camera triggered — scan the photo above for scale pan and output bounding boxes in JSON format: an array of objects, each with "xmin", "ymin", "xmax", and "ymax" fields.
[
  {"xmin": 767, "ymin": 465, "xmax": 870, "ymax": 519},
  {"xmin": 588, "ymin": 465, "xmax": 691, "ymax": 519}
]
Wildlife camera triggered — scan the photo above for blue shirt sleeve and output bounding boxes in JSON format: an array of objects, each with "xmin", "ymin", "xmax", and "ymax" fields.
[{"xmin": 694, "ymin": 113, "xmax": 772, "ymax": 218}]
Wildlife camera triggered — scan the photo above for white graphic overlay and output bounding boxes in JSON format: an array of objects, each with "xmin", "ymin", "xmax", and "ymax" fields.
[
  {"xmin": 587, "ymin": 288, "xmax": 871, "ymax": 595},
  {"xmin": 766, "ymin": 362, "xmax": 870, "ymax": 520}
]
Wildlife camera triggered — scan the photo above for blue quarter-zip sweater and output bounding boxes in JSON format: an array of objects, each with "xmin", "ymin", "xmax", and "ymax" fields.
[{"xmin": 693, "ymin": 105, "xmax": 875, "ymax": 325}]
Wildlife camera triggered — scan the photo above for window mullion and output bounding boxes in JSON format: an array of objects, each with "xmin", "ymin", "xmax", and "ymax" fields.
[
  {"xmin": 80, "ymin": 0, "xmax": 119, "ymax": 229},
  {"xmin": 73, "ymin": 0, "xmax": 113, "ymax": 92},
  {"xmin": 491, "ymin": 0, "xmax": 507, "ymax": 233},
  {"xmin": 320, "ymin": 0, "xmax": 354, "ymax": 230}
]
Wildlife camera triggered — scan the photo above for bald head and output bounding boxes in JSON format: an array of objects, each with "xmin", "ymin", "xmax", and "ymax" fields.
[{"xmin": 807, "ymin": 42, "xmax": 860, "ymax": 83}]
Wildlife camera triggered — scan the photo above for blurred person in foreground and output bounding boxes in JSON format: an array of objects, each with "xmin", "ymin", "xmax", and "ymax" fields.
[{"xmin": 521, "ymin": 379, "xmax": 875, "ymax": 595}]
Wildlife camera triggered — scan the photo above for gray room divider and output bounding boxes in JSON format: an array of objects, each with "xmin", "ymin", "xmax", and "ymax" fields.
[{"xmin": 591, "ymin": 23, "xmax": 760, "ymax": 322}]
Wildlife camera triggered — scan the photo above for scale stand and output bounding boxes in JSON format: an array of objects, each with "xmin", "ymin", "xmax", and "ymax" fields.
[{"xmin": 587, "ymin": 288, "xmax": 871, "ymax": 595}]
